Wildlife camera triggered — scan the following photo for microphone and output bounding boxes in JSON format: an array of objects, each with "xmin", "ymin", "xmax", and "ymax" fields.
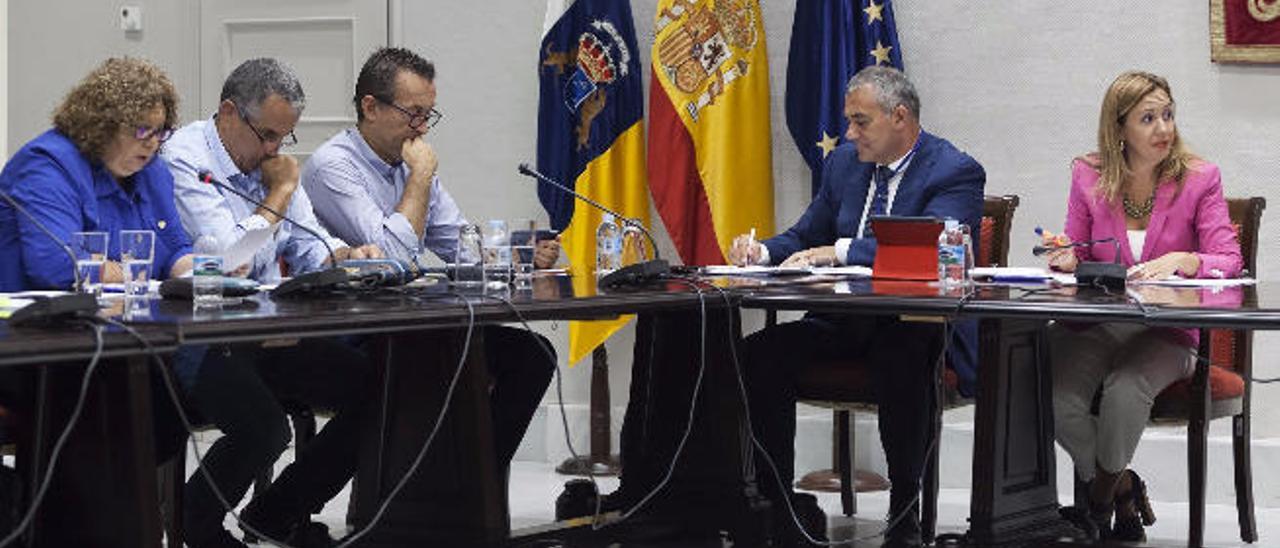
[
  {"xmin": 189, "ymin": 167, "xmax": 349, "ymax": 297},
  {"xmin": 0, "ymin": 187, "xmax": 99, "ymax": 326},
  {"xmin": 1033, "ymin": 237, "xmax": 1126, "ymax": 291},
  {"xmin": 517, "ymin": 163, "xmax": 669, "ymax": 288}
]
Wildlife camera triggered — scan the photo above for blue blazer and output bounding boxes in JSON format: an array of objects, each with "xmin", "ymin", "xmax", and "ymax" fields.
[
  {"xmin": 0, "ymin": 129, "xmax": 192, "ymax": 291},
  {"xmin": 763, "ymin": 131, "xmax": 986, "ymax": 395}
]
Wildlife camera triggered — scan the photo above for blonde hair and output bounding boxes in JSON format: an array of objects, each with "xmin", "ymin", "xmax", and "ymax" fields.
[
  {"xmin": 1093, "ymin": 71, "xmax": 1195, "ymax": 204},
  {"xmin": 52, "ymin": 57, "xmax": 178, "ymax": 161}
]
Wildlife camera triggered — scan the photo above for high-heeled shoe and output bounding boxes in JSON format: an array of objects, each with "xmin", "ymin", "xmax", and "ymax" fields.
[{"xmin": 1111, "ymin": 469, "xmax": 1156, "ymax": 542}]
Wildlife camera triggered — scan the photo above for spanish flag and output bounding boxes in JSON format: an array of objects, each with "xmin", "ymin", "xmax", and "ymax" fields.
[
  {"xmin": 649, "ymin": 0, "xmax": 775, "ymax": 265},
  {"xmin": 537, "ymin": 0, "xmax": 650, "ymax": 366}
]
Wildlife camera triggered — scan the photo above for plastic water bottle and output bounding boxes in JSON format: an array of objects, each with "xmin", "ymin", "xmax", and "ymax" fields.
[
  {"xmin": 937, "ymin": 219, "xmax": 968, "ymax": 287},
  {"xmin": 961, "ymin": 223, "xmax": 975, "ymax": 277},
  {"xmin": 192, "ymin": 235, "xmax": 223, "ymax": 309},
  {"xmin": 596, "ymin": 214, "xmax": 622, "ymax": 274}
]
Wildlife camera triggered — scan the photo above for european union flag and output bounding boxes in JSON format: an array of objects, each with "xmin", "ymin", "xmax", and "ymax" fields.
[
  {"xmin": 536, "ymin": 0, "xmax": 645, "ymax": 232},
  {"xmin": 786, "ymin": 0, "xmax": 904, "ymax": 197}
]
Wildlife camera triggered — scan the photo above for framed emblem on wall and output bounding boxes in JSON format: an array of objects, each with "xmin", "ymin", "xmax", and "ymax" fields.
[{"xmin": 1211, "ymin": 0, "xmax": 1280, "ymax": 63}]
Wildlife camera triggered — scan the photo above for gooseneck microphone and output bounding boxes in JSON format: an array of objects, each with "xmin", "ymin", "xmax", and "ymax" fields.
[
  {"xmin": 517, "ymin": 163, "xmax": 670, "ymax": 288},
  {"xmin": 187, "ymin": 166, "xmax": 349, "ymax": 297},
  {"xmin": 0, "ymin": 187, "xmax": 99, "ymax": 325},
  {"xmin": 1033, "ymin": 236, "xmax": 1126, "ymax": 290}
]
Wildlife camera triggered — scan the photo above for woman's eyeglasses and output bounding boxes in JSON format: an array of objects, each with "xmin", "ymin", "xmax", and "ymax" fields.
[{"xmin": 133, "ymin": 125, "xmax": 175, "ymax": 143}]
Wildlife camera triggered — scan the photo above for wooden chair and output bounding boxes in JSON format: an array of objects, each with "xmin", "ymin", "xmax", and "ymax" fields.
[
  {"xmin": 780, "ymin": 195, "xmax": 1020, "ymax": 542},
  {"xmin": 1147, "ymin": 196, "xmax": 1264, "ymax": 546}
]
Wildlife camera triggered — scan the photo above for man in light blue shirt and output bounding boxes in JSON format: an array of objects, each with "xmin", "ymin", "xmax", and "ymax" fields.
[
  {"xmin": 301, "ymin": 126, "xmax": 463, "ymax": 262},
  {"xmin": 302, "ymin": 50, "xmax": 559, "ymax": 268},
  {"xmin": 303, "ymin": 47, "xmax": 554, "ymax": 477},
  {"xmin": 165, "ymin": 78, "xmax": 380, "ymax": 283},
  {"xmin": 161, "ymin": 58, "xmax": 376, "ymax": 548}
]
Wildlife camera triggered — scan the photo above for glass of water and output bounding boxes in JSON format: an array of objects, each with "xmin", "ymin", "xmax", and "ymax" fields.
[
  {"xmin": 482, "ymin": 219, "xmax": 511, "ymax": 283},
  {"xmin": 453, "ymin": 224, "xmax": 486, "ymax": 289},
  {"xmin": 510, "ymin": 218, "xmax": 537, "ymax": 288},
  {"xmin": 119, "ymin": 230, "xmax": 155, "ymax": 300},
  {"xmin": 70, "ymin": 231, "xmax": 108, "ymax": 298}
]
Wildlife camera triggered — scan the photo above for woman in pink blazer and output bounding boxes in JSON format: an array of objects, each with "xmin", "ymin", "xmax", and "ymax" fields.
[{"xmin": 1042, "ymin": 71, "xmax": 1242, "ymax": 541}]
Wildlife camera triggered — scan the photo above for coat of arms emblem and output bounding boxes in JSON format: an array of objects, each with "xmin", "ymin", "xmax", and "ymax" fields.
[
  {"xmin": 542, "ymin": 20, "xmax": 632, "ymax": 151},
  {"xmin": 654, "ymin": 0, "xmax": 758, "ymax": 121}
]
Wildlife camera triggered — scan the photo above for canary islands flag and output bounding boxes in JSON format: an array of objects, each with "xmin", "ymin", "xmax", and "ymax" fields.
[
  {"xmin": 537, "ymin": 0, "xmax": 650, "ymax": 366},
  {"xmin": 787, "ymin": 0, "xmax": 903, "ymax": 196}
]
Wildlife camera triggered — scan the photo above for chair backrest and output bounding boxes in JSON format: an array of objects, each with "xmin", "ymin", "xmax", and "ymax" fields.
[
  {"xmin": 1227, "ymin": 197, "xmax": 1265, "ymax": 277},
  {"xmin": 979, "ymin": 195, "xmax": 1020, "ymax": 267},
  {"xmin": 1206, "ymin": 197, "xmax": 1266, "ymax": 376}
]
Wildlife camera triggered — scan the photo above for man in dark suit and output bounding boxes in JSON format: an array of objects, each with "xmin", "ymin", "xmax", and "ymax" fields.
[{"xmin": 729, "ymin": 66, "xmax": 985, "ymax": 548}]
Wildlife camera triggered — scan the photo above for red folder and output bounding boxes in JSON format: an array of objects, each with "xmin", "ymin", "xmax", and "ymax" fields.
[{"xmin": 869, "ymin": 216, "xmax": 943, "ymax": 281}]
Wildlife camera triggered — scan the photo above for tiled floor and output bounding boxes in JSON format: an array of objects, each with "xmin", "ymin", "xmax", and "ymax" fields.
[{"xmin": 187, "ymin": 439, "xmax": 1276, "ymax": 548}]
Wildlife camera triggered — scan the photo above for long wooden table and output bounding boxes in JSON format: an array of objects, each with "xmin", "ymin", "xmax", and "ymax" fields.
[{"xmin": 3, "ymin": 275, "xmax": 1273, "ymax": 546}]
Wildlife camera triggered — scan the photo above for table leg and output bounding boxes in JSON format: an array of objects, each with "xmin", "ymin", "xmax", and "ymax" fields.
[
  {"xmin": 968, "ymin": 318, "xmax": 1081, "ymax": 544},
  {"xmin": 608, "ymin": 308, "xmax": 772, "ymax": 544},
  {"xmin": 350, "ymin": 327, "xmax": 505, "ymax": 547},
  {"xmin": 25, "ymin": 355, "xmax": 161, "ymax": 547}
]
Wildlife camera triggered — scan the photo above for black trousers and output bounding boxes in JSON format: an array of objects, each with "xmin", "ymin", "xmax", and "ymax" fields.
[
  {"xmin": 178, "ymin": 337, "xmax": 371, "ymax": 542},
  {"xmin": 483, "ymin": 325, "xmax": 556, "ymax": 468},
  {"xmin": 743, "ymin": 314, "xmax": 942, "ymax": 509}
]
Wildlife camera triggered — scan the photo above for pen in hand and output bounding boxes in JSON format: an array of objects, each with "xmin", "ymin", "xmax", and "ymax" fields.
[
  {"xmin": 733, "ymin": 228, "xmax": 758, "ymax": 267},
  {"xmin": 1035, "ymin": 226, "xmax": 1069, "ymax": 247}
]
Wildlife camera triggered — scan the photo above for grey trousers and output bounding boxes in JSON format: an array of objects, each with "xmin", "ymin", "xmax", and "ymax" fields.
[{"xmin": 1050, "ymin": 322, "xmax": 1194, "ymax": 481}]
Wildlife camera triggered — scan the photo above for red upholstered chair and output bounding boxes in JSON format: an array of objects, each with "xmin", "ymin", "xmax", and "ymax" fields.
[
  {"xmin": 1147, "ymin": 196, "xmax": 1264, "ymax": 546},
  {"xmin": 779, "ymin": 195, "xmax": 1019, "ymax": 542}
]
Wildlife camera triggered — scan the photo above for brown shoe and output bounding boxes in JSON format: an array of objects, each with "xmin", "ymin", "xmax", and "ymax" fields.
[{"xmin": 1111, "ymin": 469, "xmax": 1155, "ymax": 542}]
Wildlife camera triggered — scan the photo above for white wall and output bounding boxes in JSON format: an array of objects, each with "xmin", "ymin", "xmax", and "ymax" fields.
[{"xmin": 6, "ymin": 0, "xmax": 199, "ymax": 147}]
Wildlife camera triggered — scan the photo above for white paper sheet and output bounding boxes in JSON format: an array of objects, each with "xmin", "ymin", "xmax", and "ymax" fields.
[
  {"xmin": 1132, "ymin": 277, "xmax": 1256, "ymax": 287},
  {"xmin": 701, "ymin": 265, "xmax": 811, "ymax": 276},
  {"xmin": 222, "ymin": 226, "xmax": 274, "ymax": 273},
  {"xmin": 808, "ymin": 265, "xmax": 873, "ymax": 277}
]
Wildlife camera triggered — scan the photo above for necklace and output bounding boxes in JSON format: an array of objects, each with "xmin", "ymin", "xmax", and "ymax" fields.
[{"xmin": 1122, "ymin": 193, "xmax": 1155, "ymax": 219}]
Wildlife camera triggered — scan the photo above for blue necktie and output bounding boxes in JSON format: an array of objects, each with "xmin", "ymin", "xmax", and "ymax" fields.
[{"xmin": 862, "ymin": 165, "xmax": 893, "ymax": 237}]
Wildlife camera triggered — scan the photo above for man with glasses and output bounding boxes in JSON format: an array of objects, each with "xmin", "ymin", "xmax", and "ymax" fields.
[
  {"xmin": 302, "ymin": 47, "xmax": 555, "ymax": 479},
  {"xmin": 162, "ymin": 58, "xmax": 378, "ymax": 547}
]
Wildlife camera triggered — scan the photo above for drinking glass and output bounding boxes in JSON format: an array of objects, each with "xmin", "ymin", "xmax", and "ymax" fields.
[
  {"xmin": 510, "ymin": 218, "xmax": 537, "ymax": 288},
  {"xmin": 453, "ymin": 224, "xmax": 486, "ymax": 288},
  {"xmin": 620, "ymin": 222, "xmax": 649, "ymax": 267},
  {"xmin": 119, "ymin": 230, "xmax": 155, "ymax": 300},
  {"xmin": 482, "ymin": 219, "xmax": 511, "ymax": 282},
  {"xmin": 70, "ymin": 231, "xmax": 108, "ymax": 298}
]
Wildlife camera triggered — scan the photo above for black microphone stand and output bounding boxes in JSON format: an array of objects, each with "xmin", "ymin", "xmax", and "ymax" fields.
[
  {"xmin": 1034, "ymin": 237, "xmax": 1126, "ymax": 290},
  {"xmin": 0, "ymin": 188, "xmax": 99, "ymax": 326},
  {"xmin": 517, "ymin": 164, "xmax": 669, "ymax": 288}
]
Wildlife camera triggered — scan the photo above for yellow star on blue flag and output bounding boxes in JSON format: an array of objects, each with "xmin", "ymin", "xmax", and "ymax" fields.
[{"xmin": 786, "ymin": 0, "xmax": 904, "ymax": 196}]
